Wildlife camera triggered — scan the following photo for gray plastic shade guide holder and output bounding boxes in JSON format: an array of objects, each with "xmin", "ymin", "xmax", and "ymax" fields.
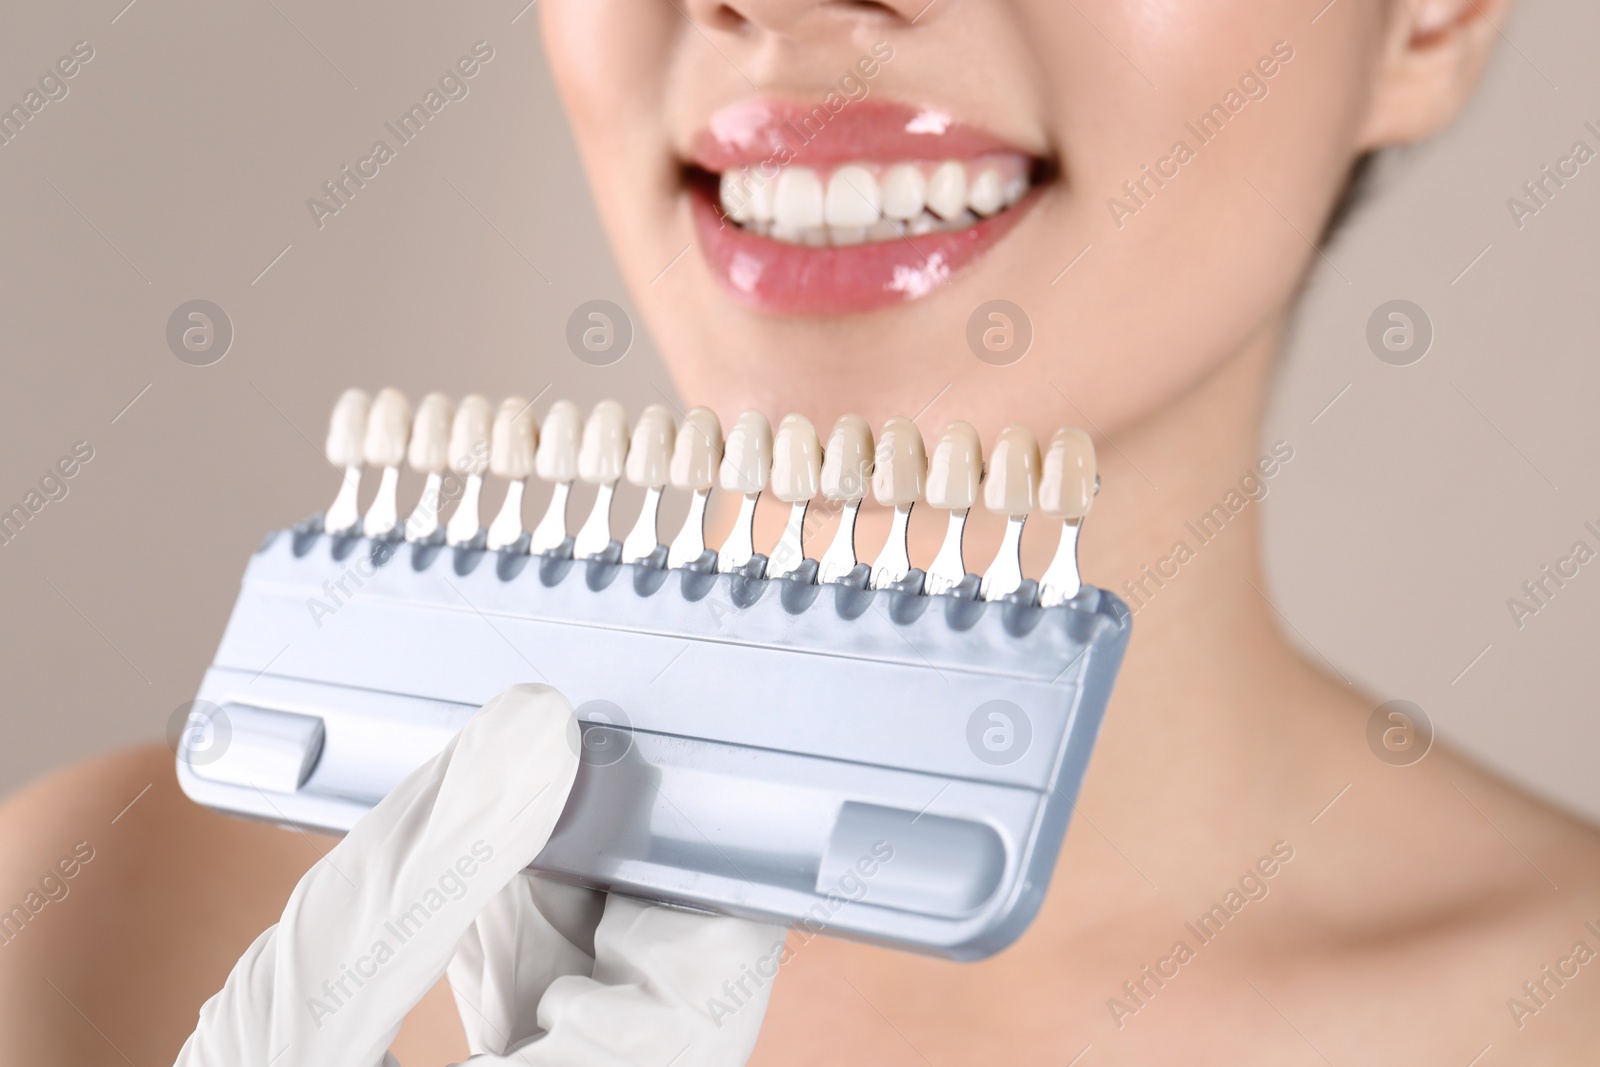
[{"xmin": 179, "ymin": 528, "xmax": 1130, "ymax": 960}]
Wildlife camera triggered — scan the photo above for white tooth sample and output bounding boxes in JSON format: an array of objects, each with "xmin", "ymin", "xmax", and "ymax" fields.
[
  {"xmin": 619, "ymin": 404, "xmax": 677, "ymax": 564},
  {"xmin": 825, "ymin": 165, "xmax": 881, "ymax": 229},
  {"xmin": 881, "ymin": 164, "xmax": 927, "ymax": 221},
  {"xmin": 444, "ymin": 394, "xmax": 492, "ymax": 546},
  {"xmin": 817, "ymin": 414, "xmax": 874, "ymax": 585},
  {"xmin": 530, "ymin": 399, "xmax": 581, "ymax": 554},
  {"xmin": 404, "ymin": 392, "xmax": 454, "ymax": 543},
  {"xmin": 720, "ymin": 170, "xmax": 753, "ymax": 223},
  {"xmin": 323, "ymin": 388, "xmax": 370, "ymax": 535},
  {"xmin": 923, "ymin": 420, "xmax": 983, "ymax": 596},
  {"xmin": 361, "ymin": 387, "xmax": 413, "ymax": 539},
  {"xmin": 926, "ymin": 161, "xmax": 968, "ymax": 221},
  {"xmin": 485, "ymin": 397, "xmax": 538, "ymax": 551},
  {"xmin": 715, "ymin": 409, "xmax": 774, "ymax": 575},
  {"xmin": 868, "ymin": 416, "xmax": 927, "ymax": 592},
  {"xmin": 767, "ymin": 414, "xmax": 822, "ymax": 581},
  {"xmin": 968, "ymin": 168, "xmax": 1005, "ymax": 216},
  {"xmin": 573, "ymin": 400, "xmax": 629, "ymax": 560},
  {"xmin": 772, "ymin": 167, "xmax": 825, "ymax": 235},
  {"xmin": 1038, "ymin": 427, "xmax": 1098, "ymax": 607},
  {"xmin": 666, "ymin": 407, "xmax": 724, "ymax": 569},
  {"xmin": 979, "ymin": 425, "xmax": 1042, "ymax": 602}
]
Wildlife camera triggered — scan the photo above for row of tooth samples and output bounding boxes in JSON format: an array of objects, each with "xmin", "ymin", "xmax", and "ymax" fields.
[
  {"xmin": 719, "ymin": 156, "xmax": 1031, "ymax": 247},
  {"xmin": 321, "ymin": 391, "xmax": 1098, "ymax": 605}
]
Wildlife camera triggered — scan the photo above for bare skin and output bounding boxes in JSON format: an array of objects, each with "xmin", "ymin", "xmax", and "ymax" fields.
[{"xmin": 3, "ymin": 0, "xmax": 1599, "ymax": 1063}]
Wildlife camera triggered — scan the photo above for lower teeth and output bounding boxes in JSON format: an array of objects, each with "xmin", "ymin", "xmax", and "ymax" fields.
[{"xmin": 743, "ymin": 208, "xmax": 991, "ymax": 247}]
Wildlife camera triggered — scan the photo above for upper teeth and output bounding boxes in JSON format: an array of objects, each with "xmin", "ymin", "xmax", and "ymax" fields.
[{"xmin": 720, "ymin": 157, "xmax": 1030, "ymax": 245}]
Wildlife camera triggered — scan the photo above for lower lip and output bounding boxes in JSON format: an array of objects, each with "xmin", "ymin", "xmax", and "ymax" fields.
[{"xmin": 688, "ymin": 182, "xmax": 1037, "ymax": 316}]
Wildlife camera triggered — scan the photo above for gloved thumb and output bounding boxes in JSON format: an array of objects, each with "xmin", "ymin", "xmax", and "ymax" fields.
[{"xmin": 174, "ymin": 683, "xmax": 581, "ymax": 1067}]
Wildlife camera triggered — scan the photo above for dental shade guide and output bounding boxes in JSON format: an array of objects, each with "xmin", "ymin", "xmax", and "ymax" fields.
[
  {"xmin": 574, "ymin": 400, "xmax": 628, "ymax": 561},
  {"xmin": 665, "ymin": 407, "xmax": 723, "ymax": 570},
  {"xmin": 767, "ymin": 414, "xmax": 822, "ymax": 581},
  {"xmin": 1037, "ymin": 428, "xmax": 1098, "ymax": 607},
  {"xmin": 620, "ymin": 404, "xmax": 677, "ymax": 565},
  {"xmin": 530, "ymin": 400, "xmax": 580, "ymax": 556},
  {"xmin": 322, "ymin": 388, "xmax": 370, "ymax": 535},
  {"xmin": 816, "ymin": 415, "xmax": 873, "ymax": 586},
  {"xmin": 444, "ymin": 394, "xmax": 492, "ymax": 548},
  {"xmin": 182, "ymin": 389, "xmax": 1129, "ymax": 962},
  {"xmin": 715, "ymin": 410, "xmax": 773, "ymax": 576},
  {"xmin": 403, "ymin": 393, "xmax": 454, "ymax": 544},
  {"xmin": 868, "ymin": 416, "xmax": 926, "ymax": 592},
  {"xmin": 360, "ymin": 388, "xmax": 413, "ymax": 541},
  {"xmin": 978, "ymin": 425, "xmax": 1041, "ymax": 603},
  {"xmin": 923, "ymin": 420, "xmax": 982, "ymax": 598},
  {"xmin": 485, "ymin": 397, "xmax": 537, "ymax": 553}
]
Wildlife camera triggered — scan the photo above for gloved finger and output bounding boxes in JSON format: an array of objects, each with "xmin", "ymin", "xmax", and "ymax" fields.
[
  {"xmin": 175, "ymin": 683, "xmax": 581, "ymax": 1067},
  {"xmin": 463, "ymin": 893, "xmax": 788, "ymax": 1066},
  {"xmin": 447, "ymin": 871, "xmax": 605, "ymax": 1056}
]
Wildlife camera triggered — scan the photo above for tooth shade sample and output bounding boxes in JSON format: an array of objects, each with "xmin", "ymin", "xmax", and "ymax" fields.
[
  {"xmin": 323, "ymin": 388, "xmax": 370, "ymax": 534},
  {"xmin": 880, "ymin": 164, "xmax": 927, "ymax": 221},
  {"xmin": 404, "ymin": 392, "xmax": 454, "ymax": 543},
  {"xmin": 531, "ymin": 399, "xmax": 581, "ymax": 554},
  {"xmin": 574, "ymin": 400, "xmax": 629, "ymax": 559},
  {"xmin": 770, "ymin": 414, "xmax": 821, "ymax": 503},
  {"xmin": 444, "ymin": 394, "xmax": 492, "ymax": 546},
  {"xmin": 925, "ymin": 421, "xmax": 982, "ymax": 510},
  {"xmin": 625, "ymin": 404, "xmax": 676, "ymax": 489},
  {"xmin": 871, "ymin": 417, "xmax": 927, "ymax": 507},
  {"xmin": 773, "ymin": 167, "xmax": 824, "ymax": 231},
  {"xmin": 361, "ymin": 388, "xmax": 413, "ymax": 538},
  {"xmin": 363, "ymin": 388, "xmax": 413, "ymax": 470},
  {"xmin": 1038, "ymin": 427, "xmax": 1098, "ymax": 607},
  {"xmin": 535, "ymin": 400, "xmax": 581, "ymax": 483},
  {"xmin": 818, "ymin": 415, "xmax": 874, "ymax": 585},
  {"xmin": 923, "ymin": 421, "xmax": 984, "ymax": 596},
  {"xmin": 578, "ymin": 400, "xmax": 628, "ymax": 485},
  {"xmin": 768, "ymin": 415, "xmax": 822, "ymax": 581},
  {"xmin": 666, "ymin": 407, "xmax": 724, "ymax": 569},
  {"xmin": 1039, "ymin": 427, "xmax": 1096, "ymax": 520},
  {"xmin": 825, "ymin": 166, "xmax": 880, "ymax": 228},
  {"xmin": 979, "ymin": 425, "xmax": 1041, "ymax": 602},
  {"xmin": 926, "ymin": 161, "xmax": 968, "ymax": 221},
  {"xmin": 716, "ymin": 410, "xmax": 774, "ymax": 574},
  {"xmin": 821, "ymin": 415, "xmax": 873, "ymax": 504},
  {"xmin": 869, "ymin": 416, "xmax": 927, "ymax": 591},
  {"xmin": 620, "ymin": 404, "xmax": 677, "ymax": 564},
  {"xmin": 326, "ymin": 388, "xmax": 371, "ymax": 470},
  {"xmin": 407, "ymin": 393, "xmax": 453, "ymax": 474},
  {"xmin": 983, "ymin": 425, "xmax": 1041, "ymax": 517},
  {"xmin": 486, "ymin": 397, "xmax": 538, "ymax": 551},
  {"xmin": 968, "ymin": 169, "xmax": 1005, "ymax": 216}
]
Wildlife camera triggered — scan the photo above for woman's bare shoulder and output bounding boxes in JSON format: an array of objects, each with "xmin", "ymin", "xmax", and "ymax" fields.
[{"xmin": 0, "ymin": 744, "xmax": 330, "ymax": 1065}]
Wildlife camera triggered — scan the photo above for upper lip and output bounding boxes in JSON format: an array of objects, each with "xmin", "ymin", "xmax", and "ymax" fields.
[{"xmin": 686, "ymin": 98, "xmax": 1042, "ymax": 172}]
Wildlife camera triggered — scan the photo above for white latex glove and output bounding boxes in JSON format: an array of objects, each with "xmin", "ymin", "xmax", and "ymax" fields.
[{"xmin": 174, "ymin": 684, "xmax": 786, "ymax": 1067}]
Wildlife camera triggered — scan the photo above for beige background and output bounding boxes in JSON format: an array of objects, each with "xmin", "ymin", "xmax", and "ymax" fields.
[{"xmin": 0, "ymin": 1, "xmax": 1595, "ymax": 821}]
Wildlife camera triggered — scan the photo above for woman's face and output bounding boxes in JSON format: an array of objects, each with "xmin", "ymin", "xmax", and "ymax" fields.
[{"xmin": 542, "ymin": 0, "xmax": 1431, "ymax": 439}]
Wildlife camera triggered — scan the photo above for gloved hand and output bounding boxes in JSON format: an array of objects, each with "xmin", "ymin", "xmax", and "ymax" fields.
[{"xmin": 174, "ymin": 684, "xmax": 786, "ymax": 1066}]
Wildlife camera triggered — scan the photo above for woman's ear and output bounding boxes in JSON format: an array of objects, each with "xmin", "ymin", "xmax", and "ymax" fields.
[{"xmin": 1358, "ymin": 0, "xmax": 1517, "ymax": 149}]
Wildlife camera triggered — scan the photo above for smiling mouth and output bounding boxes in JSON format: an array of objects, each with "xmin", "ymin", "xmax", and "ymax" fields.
[{"xmin": 683, "ymin": 99, "xmax": 1053, "ymax": 315}]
